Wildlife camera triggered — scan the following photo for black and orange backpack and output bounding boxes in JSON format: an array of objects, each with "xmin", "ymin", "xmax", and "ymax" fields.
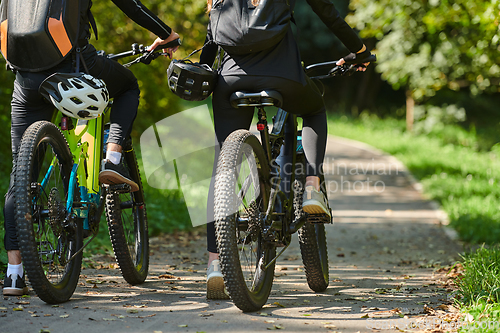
[{"xmin": 0, "ymin": 0, "xmax": 87, "ymax": 72}]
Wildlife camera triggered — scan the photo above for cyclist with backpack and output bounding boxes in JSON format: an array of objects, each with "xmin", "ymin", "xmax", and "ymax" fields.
[
  {"xmin": 1, "ymin": 0, "xmax": 179, "ymax": 296},
  {"xmin": 199, "ymin": 0, "xmax": 374, "ymax": 298}
]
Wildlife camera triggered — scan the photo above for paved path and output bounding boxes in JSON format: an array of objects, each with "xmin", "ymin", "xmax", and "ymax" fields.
[{"xmin": 1, "ymin": 136, "xmax": 462, "ymax": 333}]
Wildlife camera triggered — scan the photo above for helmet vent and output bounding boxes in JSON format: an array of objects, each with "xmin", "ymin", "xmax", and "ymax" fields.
[
  {"xmin": 77, "ymin": 110, "xmax": 91, "ymax": 118},
  {"xmin": 88, "ymin": 94, "xmax": 98, "ymax": 102},
  {"xmin": 70, "ymin": 97, "xmax": 83, "ymax": 105},
  {"xmin": 72, "ymin": 81, "xmax": 84, "ymax": 89}
]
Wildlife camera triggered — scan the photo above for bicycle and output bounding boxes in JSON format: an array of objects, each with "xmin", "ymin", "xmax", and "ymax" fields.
[
  {"xmin": 13, "ymin": 40, "xmax": 180, "ymax": 304},
  {"xmin": 213, "ymin": 55, "xmax": 376, "ymax": 311}
]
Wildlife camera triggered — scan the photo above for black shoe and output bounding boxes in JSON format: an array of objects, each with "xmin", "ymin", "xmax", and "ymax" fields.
[
  {"xmin": 99, "ymin": 159, "xmax": 139, "ymax": 192},
  {"xmin": 3, "ymin": 274, "xmax": 29, "ymax": 296}
]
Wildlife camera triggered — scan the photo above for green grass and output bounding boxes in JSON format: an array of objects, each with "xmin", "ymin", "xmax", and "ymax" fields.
[
  {"xmin": 454, "ymin": 247, "xmax": 500, "ymax": 332},
  {"xmin": 328, "ymin": 113, "xmax": 500, "ymax": 244}
]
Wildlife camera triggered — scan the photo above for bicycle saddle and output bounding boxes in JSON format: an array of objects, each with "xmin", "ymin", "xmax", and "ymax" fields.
[{"xmin": 230, "ymin": 90, "xmax": 283, "ymax": 108}]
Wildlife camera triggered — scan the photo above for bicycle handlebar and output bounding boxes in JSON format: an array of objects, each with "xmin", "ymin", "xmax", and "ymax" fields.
[
  {"xmin": 305, "ymin": 53, "xmax": 376, "ymax": 80},
  {"xmin": 107, "ymin": 38, "xmax": 182, "ymax": 64}
]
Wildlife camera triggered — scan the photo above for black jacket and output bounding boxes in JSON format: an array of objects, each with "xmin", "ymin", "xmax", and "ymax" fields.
[{"xmin": 201, "ymin": 0, "xmax": 364, "ymax": 77}]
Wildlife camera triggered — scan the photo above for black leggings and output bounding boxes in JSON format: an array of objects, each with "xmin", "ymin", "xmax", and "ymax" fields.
[
  {"xmin": 3, "ymin": 44, "xmax": 140, "ymax": 251},
  {"xmin": 207, "ymin": 74, "xmax": 327, "ymax": 253}
]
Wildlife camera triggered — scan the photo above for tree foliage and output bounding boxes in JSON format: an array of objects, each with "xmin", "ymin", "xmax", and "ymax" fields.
[{"xmin": 346, "ymin": 0, "xmax": 500, "ymax": 101}]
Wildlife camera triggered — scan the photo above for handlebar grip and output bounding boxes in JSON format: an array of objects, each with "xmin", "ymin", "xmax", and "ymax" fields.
[
  {"xmin": 152, "ymin": 38, "xmax": 181, "ymax": 52},
  {"xmin": 344, "ymin": 52, "xmax": 377, "ymax": 65},
  {"xmin": 357, "ymin": 54, "xmax": 377, "ymax": 64}
]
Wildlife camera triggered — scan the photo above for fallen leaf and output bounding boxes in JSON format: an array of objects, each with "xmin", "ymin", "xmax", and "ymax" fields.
[
  {"xmin": 267, "ymin": 325, "xmax": 284, "ymax": 330},
  {"xmin": 86, "ymin": 279, "xmax": 105, "ymax": 284},
  {"xmin": 361, "ymin": 314, "xmax": 369, "ymax": 318},
  {"xmin": 39, "ymin": 330, "xmax": 50, "ymax": 333},
  {"xmin": 259, "ymin": 312, "xmax": 269, "ymax": 316},
  {"xmin": 273, "ymin": 302, "xmax": 285, "ymax": 308},
  {"xmin": 264, "ymin": 320, "xmax": 275, "ymax": 323},
  {"xmin": 60, "ymin": 314, "xmax": 69, "ymax": 318},
  {"xmin": 126, "ymin": 309, "xmax": 139, "ymax": 314},
  {"xmin": 13, "ymin": 307, "xmax": 23, "ymax": 311},
  {"xmin": 103, "ymin": 318, "xmax": 116, "ymax": 321},
  {"xmin": 178, "ymin": 324, "xmax": 188, "ymax": 327},
  {"xmin": 31, "ymin": 314, "xmax": 40, "ymax": 317}
]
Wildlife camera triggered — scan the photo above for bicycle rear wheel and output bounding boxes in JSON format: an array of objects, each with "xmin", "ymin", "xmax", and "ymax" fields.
[
  {"xmin": 295, "ymin": 154, "xmax": 329, "ymax": 292},
  {"xmin": 15, "ymin": 121, "xmax": 83, "ymax": 304},
  {"xmin": 105, "ymin": 145, "xmax": 149, "ymax": 285},
  {"xmin": 214, "ymin": 130, "xmax": 276, "ymax": 312}
]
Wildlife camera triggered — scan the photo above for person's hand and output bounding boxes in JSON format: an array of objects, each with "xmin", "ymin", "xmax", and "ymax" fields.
[
  {"xmin": 338, "ymin": 45, "xmax": 371, "ymax": 71},
  {"xmin": 147, "ymin": 31, "xmax": 180, "ymax": 59}
]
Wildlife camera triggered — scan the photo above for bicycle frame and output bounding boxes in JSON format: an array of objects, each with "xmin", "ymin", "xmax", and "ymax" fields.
[
  {"xmin": 46, "ymin": 110, "xmax": 105, "ymax": 235},
  {"xmin": 255, "ymin": 107, "xmax": 307, "ymax": 245}
]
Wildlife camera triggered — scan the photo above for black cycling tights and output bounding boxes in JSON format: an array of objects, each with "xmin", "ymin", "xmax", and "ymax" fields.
[
  {"xmin": 206, "ymin": 74, "xmax": 327, "ymax": 253},
  {"xmin": 3, "ymin": 44, "xmax": 140, "ymax": 251}
]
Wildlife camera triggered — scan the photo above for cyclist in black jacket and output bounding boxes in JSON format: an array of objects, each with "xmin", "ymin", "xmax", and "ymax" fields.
[
  {"xmin": 200, "ymin": 0, "xmax": 372, "ymax": 299},
  {"xmin": 2, "ymin": 0, "xmax": 179, "ymax": 296}
]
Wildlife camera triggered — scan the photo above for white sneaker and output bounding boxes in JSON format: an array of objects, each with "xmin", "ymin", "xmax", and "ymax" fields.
[
  {"xmin": 303, "ymin": 186, "xmax": 331, "ymax": 218},
  {"xmin": 206, "ymin": 259, "xmax": 229, "ymax": 300}
]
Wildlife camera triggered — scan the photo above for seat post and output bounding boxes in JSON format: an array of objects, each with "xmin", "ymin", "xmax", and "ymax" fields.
[{"xmin": 256, "ymin": 107, "xmax": 272, "ymax": 162}]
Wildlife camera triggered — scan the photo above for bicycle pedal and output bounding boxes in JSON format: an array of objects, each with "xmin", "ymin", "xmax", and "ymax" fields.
[
  {"xmin": 307, "ymin": 213, "xmax": 333, "ymax": 224},
  {"xmin": 106, "ymin": 183, "xmax": 132, "ymax": 193}
]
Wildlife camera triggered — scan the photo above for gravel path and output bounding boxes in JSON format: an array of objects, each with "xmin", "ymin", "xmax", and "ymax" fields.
[{"xmin": 1, "ymin": 136, "xmax": 462, "ymax": 333}]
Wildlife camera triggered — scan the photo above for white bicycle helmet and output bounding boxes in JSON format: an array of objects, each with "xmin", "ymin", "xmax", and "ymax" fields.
[{"xmin": 39, "ymin": 73, "xmax": 109, "ymax": 119}]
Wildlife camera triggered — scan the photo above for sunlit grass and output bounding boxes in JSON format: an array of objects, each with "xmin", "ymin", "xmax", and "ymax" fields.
[
  {"xmin": 328, "ymin": 113, "xmax": 500, "ymax": 244},
  {"xmin": 455, "ymin": 246, "xmax": 500, "ymax": 332}
]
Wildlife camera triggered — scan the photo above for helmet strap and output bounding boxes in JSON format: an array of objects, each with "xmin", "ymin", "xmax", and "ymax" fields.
[
  {"xmin": 75, "ymin": 48, "xmax": 90, "ymax": 74},
  {"xmin": 181, "ymin": 40, "xmax": 213, "ymax": 62}
]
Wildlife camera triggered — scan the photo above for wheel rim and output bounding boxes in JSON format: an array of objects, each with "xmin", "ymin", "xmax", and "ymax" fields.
[
  {"xmin": 118, "ymin": 191, "xmax": 145, "ymax": 267},
  {"xmin": 235, "ymin": 146, "xmax": 269, "ymax": 293}
]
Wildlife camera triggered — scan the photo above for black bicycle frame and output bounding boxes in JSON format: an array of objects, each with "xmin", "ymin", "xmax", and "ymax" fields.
[{"xmin": 256, "ymin": 106, "xmax": 307, "ymax": 247}]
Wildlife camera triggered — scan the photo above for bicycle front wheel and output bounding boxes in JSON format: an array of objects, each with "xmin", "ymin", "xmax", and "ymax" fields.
[
  {"xmin": 105, "ymin": 145, "xmax": 149, "ymax": 285},
  {"xmin": 214, "ymin": 130, "xmax": 276, "ymax": 312},
  {"xmin": 15, "ymin": 121, "xmax": 83, "ymax": 304}
]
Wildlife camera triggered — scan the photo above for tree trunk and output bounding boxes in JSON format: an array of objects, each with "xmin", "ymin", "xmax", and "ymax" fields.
[{"xmin": 406, "ymin": 89, "xmax": 415, "ymax": 132}]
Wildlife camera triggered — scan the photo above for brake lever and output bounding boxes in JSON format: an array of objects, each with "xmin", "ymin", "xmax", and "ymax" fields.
[{"xmin": 139, "ymin": 51, "xmax": 164, "ymax": 65}]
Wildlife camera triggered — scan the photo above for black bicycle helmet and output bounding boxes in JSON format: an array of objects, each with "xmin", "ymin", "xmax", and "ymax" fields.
[{"xmin": 167, "ymin": 59, "xmax": 217, "ymax": 101}]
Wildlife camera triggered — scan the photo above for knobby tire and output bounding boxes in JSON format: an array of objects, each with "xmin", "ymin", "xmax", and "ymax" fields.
[
  {"xmin": 214, "ymin": 130, "xmax": 276, "ymax": 312},
  {"xmin": 295, "ymin": 154, "xmax": 329, "ymax": 292},
  {"xmin": 15, "ymin": 121, "xmax": 83, "ymax": 303},
  {"xmin": 105, "ymin": 145, "xmax": 149, "ymax": 285}
]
